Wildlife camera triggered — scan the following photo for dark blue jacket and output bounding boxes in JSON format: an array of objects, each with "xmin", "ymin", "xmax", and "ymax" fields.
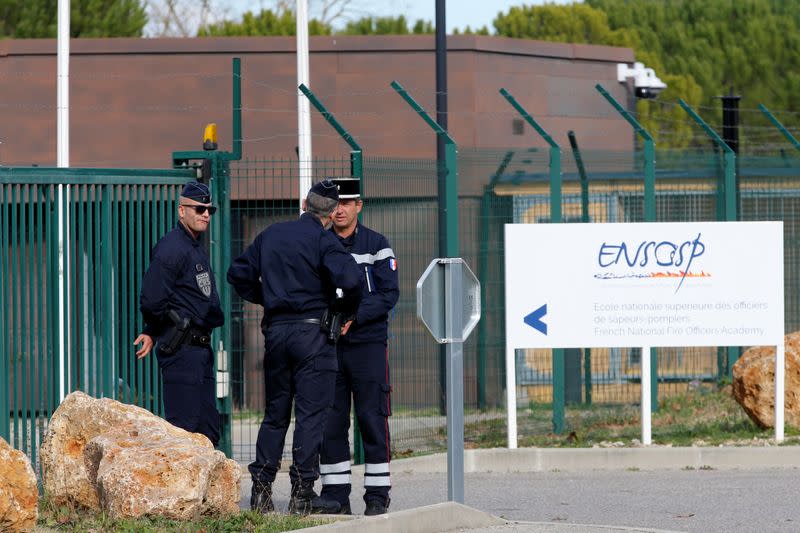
[
  {"xmin": 227, "ymin": 213, "xmax": 363, "ymax": 326},
  {"xmin": 335, "ymin": 222, "xmax": 399, "ymax": 344},
  {"xmin": 140, "ymin": 222, "xmax": 224, "ymax": 337}
]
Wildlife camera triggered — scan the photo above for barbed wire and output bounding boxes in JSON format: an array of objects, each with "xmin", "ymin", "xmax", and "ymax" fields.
[{"xmin": 0, "ymin": 67, "xmax": 795, "ymax": 121}]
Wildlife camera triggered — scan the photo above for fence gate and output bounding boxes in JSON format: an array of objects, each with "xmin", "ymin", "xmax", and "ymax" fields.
[{"xmin": 0, "ymin": 167, "xmax": 198, "ymax": 469}]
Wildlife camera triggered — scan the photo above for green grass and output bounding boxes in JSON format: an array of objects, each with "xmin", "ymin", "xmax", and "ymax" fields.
[
  {"xmin": 38, "ymin": 498, "xmax": 331, "ymax": 533},
  {"xmin": 455, "ymin": 383, "xmax": 800, "ymax": 449}
]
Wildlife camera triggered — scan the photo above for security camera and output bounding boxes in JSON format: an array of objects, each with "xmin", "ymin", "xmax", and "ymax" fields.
[{"xmin": 617, "ymin": 62, "xmax": 667, "ymax": 99}]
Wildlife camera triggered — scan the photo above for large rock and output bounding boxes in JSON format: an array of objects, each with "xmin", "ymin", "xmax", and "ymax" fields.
[
  {"xmin": 40, "ymin": 391, "xmax": 240, "ymax": 518},
  {"xmin": 85, "ymin": 424, "xmax": 240, "ymax": 519},
  {"xmin": 732, "ymin": 331, "xmax": 800, "ymax": 428},
  {"xmin": 0, "ymin": 436, "xmax": 38, "ymax": 533}
]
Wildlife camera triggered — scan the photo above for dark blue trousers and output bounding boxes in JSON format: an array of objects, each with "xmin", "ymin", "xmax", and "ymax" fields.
[
  {"xmin": 249, "ymin": 322, "xmax": 338, "ymax": 484},
  {"xmin": 157, "ymin": 344, "xmax": 220, "ymax": 447},
  {"xmin": 320, "ymin": 341, "xmax": 392, "ymax": 507}
]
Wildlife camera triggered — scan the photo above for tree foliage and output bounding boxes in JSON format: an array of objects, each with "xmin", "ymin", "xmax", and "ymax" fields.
[
  {"xmin": 493, "ymin": 3, "xmax": 634, "ymax": 47},
  {"xmin": 201, "ymin": 11, "xmax": 433, "ymax": 37},
  {"xmin": 492, "ymin": 0, "xmax": 800, "ymax": 150},
  {"xmin": 340, "ymin": 15, "xmax": 433, "ymax": 35},
  {"xmin": 0, "ymin": 0, "xmax": 147, "ymax": 38},
  {"xmin": 198, "ymin": 8, "xmax": 332, "ymax": 37}
]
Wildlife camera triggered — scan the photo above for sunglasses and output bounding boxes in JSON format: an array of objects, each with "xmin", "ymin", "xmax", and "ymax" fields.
[{"xmin": 181, "ymin": 204, "xmax": 217, "ymax": 215}]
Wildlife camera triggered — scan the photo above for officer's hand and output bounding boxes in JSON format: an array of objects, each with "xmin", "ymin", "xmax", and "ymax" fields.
[
  {"xmin": 134, "ymin": 334, "xmax": 154, "ymax": 359},
  {"xmin": 340, "ymin": 320, "xmax": 353, "ymax": 337}
]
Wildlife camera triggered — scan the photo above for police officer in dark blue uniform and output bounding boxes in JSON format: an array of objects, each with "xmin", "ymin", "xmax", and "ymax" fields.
[
  {"xmin": 227, "ymin": 179, "xmax": 363, "ymax": 515},
  {"xmin": 319, "ymin": 177, "xmax": 399, "ymax": 516},
  {"xmin": 134, "ymin": 180, "xmax": 224, "ymax": 447}
]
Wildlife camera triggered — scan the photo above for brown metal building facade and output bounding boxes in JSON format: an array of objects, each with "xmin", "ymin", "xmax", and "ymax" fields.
[{"xmin": 0, "ymin": 35, "xmax": 634, "ymax": 167}]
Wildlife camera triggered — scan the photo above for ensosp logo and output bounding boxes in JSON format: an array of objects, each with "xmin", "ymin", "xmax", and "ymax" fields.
[{"xmin": 595, "ymin": 232, "xmax": 710, "ymax": 292}]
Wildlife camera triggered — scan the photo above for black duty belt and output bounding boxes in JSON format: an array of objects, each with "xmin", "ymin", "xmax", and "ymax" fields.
[
  {"xmin": 188, "ymin": 328, "xmax": 212, "ymax": 347},
  {"xmin": 268, "ymin": 318, "xmax": 320, "ymax": 326}
]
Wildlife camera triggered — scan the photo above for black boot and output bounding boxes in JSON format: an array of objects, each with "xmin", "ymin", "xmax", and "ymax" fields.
[
  {"xmin": 288, "ymin": 480, "xmax": 342, "ymax": 515},
  {"xmin": 250, "ymin": 480, "xmax": 274, "ymax": 513},
  {"xmin": 364, "ymin": 499, "xmax": 388, "ymax": 516}
]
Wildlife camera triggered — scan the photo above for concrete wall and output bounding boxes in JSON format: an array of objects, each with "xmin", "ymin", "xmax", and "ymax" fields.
[{"xmin": 0, "ymin": 35, "xmax": 634, "ymax": 168}]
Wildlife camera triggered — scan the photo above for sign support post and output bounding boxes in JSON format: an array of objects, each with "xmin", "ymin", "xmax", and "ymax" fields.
[{"xmin": 417, "ymin": 258, "xmax": 480, "ymax": 503}]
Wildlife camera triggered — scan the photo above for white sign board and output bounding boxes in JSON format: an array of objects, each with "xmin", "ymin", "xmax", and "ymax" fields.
[
  {"xmin": 505, "ymin": 221, "xmax": 783, "ymax": 349},
  {"xmin": 504, "ymin": 221, "xmax": 785, "ymax": 445}
]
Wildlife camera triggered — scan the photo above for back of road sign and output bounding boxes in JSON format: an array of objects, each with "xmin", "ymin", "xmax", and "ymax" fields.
[{"xmin": 417, "ymin": 258, "xmax": 481, "ymax": 343}]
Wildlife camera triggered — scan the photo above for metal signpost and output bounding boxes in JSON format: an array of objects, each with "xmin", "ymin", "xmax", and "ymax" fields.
[{"xmin": 417, "ymin": 257, "xmax": 481, "ymax": 503}]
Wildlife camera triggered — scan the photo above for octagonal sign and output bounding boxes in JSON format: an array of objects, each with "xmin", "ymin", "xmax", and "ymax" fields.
[{"xmin": 416, "ymin": 258, "xmax": 481, "ymax": 343}]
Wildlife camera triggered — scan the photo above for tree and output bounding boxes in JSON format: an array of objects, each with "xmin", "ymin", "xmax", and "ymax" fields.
[
  {"xmin": 144, "ymin": 0, "xmax": 215, "ymax": 37},
  {"xmin": 586, "ymin": 0, "xmax": 800, "ymax": 149},
  {"xmin": 453, "ymin": 25, "xmax": 490, "ymax": 36},
  {"xmin": 198, "ymin": 7, "xmax": 332, "ymax": 37},
  {"xmin": 340, "ymin": 15, "xmax": 433, "ymax": 35},
  {"xmin": 0, "ymin": 0, "xmax": 147, "ymax": 38},
  {"xmin": 491, "ymin": 0, "xmax": 800, "ymax": 150},
  {"xmin": 493, "ymin": 3, "xmax": 634, "ymax": 47},
  {"xmin": 266, "ymin": 0, "xmax": 363, "ymax": 28}
]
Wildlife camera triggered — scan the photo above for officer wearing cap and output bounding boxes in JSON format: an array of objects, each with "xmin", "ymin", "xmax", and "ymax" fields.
[
  {"xmin": 227, "ymin": 179, "xmax": 363, "ymax": 515},
  {"xmin": 319, "ymin": 177, "xmax": 399, "ymax": 516},
  {"xmin": 134, "ymin": 180, "xmax": 224, "ymax": 446}
]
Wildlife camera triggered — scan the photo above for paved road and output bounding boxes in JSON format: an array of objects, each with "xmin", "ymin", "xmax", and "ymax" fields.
[
  {"xmin": 242, "ymin": 453, "xmax": 800, "ymax": 532},
  {"xmin": 387, "ymin": 469, "xmax": 800, "ymax": 532}
]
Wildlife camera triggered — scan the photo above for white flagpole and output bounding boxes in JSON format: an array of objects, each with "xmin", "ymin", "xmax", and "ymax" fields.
[
  {"xmin": 296, "ymin": 0, "xmax": 312, "ymax": 212},
  {"xmin": 57, "ymin": 0, "xmax": 71, "ymax": 402}
]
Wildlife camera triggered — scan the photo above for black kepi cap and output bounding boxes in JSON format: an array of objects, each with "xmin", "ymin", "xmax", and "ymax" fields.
[
  {"xmin": 330, "ymin": 177, "xmax": 360, "ymax": 199},
  {"xmin": 181, "ymin": 181, "xmax": 211, "ymax": 204},
  {"xmin": 308, "ymin": 179, "xmax": 339, "ymax": 201}
]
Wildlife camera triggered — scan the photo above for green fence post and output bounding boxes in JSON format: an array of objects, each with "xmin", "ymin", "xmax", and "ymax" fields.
[
  {"xmin": 595, "ymin": 84, "xmax": 659, "ymax": 410},
  {"xmin": 499, "ymin": 88, "xmax": 567, "ymax": 434},
  {"xmin": 213, "ymin": 152, "xmax": 233, "ymax": 458},
  {"xmin": 499, "ymin": 89, "xmax": 561, "ymax": 221},
  {"xmin": 759, "ymin": 104, "xmax": 800, "ymax": 152},
  {"xmin": 102, "ymin": 184, "xmax": 114, "ymax": 397},
  {"xmin": 172, "ymin": 57, "xmax": 243, "ymax": 457},
  {"xmin": 299, "ymin": 83, "xmax": 363, "ymax": 183},
  {"xmin": 0, "ymin": 184, "xmax": 7, "ymax": 442},
  {"xmin": 392, "ymin": 80, "xmax": 459, "ymax": 419},
  {"xmin": 477, "ymin": 151, "xmax": 514, "ymax": 410},
  {"xmin": 298, "ymin": 82, "xmax": 368, "ymax": 465},
  {"xmin": 566, "ymin": 131, "xmax": 593, "ymax": 406},
  {"xmin": 595, "ymin": 85, "xmax": 656, "ymax": 221},
  {"xmin": 392, "ymin": 81, "xmax": 458, "ymax": 255},
  {"xmin": 232, "ymin": 58, "xmax": 242, "ymax": 160},
  {"xmin": 567, "ymin": 132, "xmax": 590, "ymax": 224},
  {"xmin": 678, "ymin": 100, "xmax": 736, "ymax": 221},
  {"xmin": 678, "ymin": 99, "xmax": 739, "ymax": 376}
]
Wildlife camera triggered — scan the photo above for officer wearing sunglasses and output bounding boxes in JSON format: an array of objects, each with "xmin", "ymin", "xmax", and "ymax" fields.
[{"xmin": 134, "ymin": 180, "xmax": 224, "ymax": 447}]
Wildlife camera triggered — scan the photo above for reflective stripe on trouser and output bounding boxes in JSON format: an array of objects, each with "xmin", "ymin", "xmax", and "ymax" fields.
[
  {"xmin": 248, "ymin": 323, "xmax": 337, "ymax": 484},
  {"xmin": 321, "ymin": 341, "xmax": 391, "ymax": 506},
  {"xmin": 320, "ymin": 459, "xmax": 352, "ymax": 487}
]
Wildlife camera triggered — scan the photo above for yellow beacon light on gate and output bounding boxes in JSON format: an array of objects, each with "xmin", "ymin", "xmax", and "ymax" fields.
[{"xmin": 203, "ymin": 123, "xmax": 218, "ymax": 151}]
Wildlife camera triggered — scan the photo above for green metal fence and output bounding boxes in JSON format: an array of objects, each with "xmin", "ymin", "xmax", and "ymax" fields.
[
  {"xmin": 0, "ymin": 168, "xmax": 193, "ymax": 469},
  {"xmin": 5, "ymin": 148, "xmax": 800, "ymax": 465},
  {"xmin": 488, "ymin": 147, "xmax": 800, "ymax": 425},
  {"xmin": 226, "ymin": 148, "xmax": 800, "ymax": 461}
]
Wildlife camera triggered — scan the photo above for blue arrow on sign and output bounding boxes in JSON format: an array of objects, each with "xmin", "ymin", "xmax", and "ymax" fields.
[{"xmin": 524, "ymin": 304, "xmax": 548, "ymax": 335}]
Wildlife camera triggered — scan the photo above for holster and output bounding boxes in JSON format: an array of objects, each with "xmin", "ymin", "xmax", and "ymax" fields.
[
  {"xmin": 322, "ymin": 308, "xmax": 357, "ymax": 344},
  {"xmin": 320, "ymin": 308, "xmax": 343, "ymax": 344},
  {"xmin": 158, "ymin": 309, "xmax": 191, "ymax": 355}
]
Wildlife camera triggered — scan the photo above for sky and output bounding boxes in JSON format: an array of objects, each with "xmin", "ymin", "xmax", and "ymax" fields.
[{"xmin": 226, "ymin": 0, "xmax": 575, "ymax": 33}]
